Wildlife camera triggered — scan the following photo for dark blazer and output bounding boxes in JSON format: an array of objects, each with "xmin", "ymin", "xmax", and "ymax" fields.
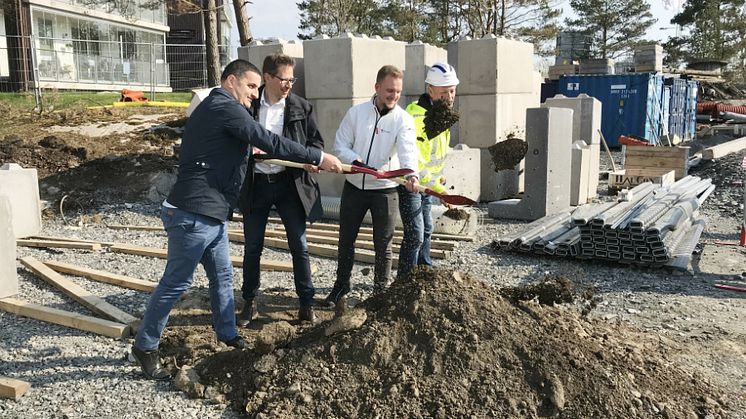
[
  {"xmin": 238, "ymin": 88, "xmax": 324, "ymax": 222},
  {"xmin": 167, "ymin": 87, "xmax": 322, "ymax": 222}
]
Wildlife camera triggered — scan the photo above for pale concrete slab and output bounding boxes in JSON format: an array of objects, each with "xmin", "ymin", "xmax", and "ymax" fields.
[
  {"xmin": 404, "ymin": 41, "xmax": 448, "ymax": 98},
  {"xmin": 452, "ymin": 35, "xmax": 534, "ymax": 95},
  {"xmin": 0, "ymin": 164, "xmax": 41, "ymax": 239},
  {"xmin": 488, "ymin": 107, "xmax": 574, "ymax": 220},
  {"xmin": 542, "ymin": 94, "xmax": 601, "ymax": 199},
  {"xmin": 0, "ymin": 194, "xmax": 17, "ymax": 299},
  {"xmin": 237, "ymin": 39, "xmax": 306, "ymax": 98},
  {"xmin": 440, "ymin": 144, "xmax": 481, "ymax": 202},
  {"xmin": 457, "ymin": 92, "xmax": 539, "ymax": 148},
  {"xmin": 479, "ymin": 149, "xmax": 522, "ymax": 202},
  {"xmin": 570, "ymin": 142, "xmax": 590, "ymax": 206},
  {"xmin": 303, "ymin": 34, "xmax": 406, "ymax": 100}
]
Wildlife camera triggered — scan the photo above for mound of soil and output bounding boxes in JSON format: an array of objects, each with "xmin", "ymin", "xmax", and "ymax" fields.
[
  {"xmin": 488, "ymin": 137, "xmax": 528, "ymax": 171},
  {"xmin": 180, "ymin": 270, "xmax": 729, "ymax": 418},
  {"xmin": 689, "ymin": 151, "xmax": 745, "ymax": 217}
]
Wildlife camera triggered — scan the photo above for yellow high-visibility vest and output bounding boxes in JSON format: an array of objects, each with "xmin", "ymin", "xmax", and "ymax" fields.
[{"xmin": 405, "ymin": 101, "xmax": 449, "ymax": 194}]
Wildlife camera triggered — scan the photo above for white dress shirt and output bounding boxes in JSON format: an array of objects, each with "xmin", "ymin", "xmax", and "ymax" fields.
[{"xmin": 255, "ymin": 91, "xmax": 286, "ymax": 174}]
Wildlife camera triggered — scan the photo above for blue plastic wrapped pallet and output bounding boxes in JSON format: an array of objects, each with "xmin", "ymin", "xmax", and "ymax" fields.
[
  {"xmin": 559, "ymin": 74, "xmax": 664, "ymax": 147},
  {"xmin": 665, "ymin": 77, "xmax": 688, "ymax": 142},
  {"xmin": 684, "ymin": 79, "xmax": 699, "ymax": 141}
]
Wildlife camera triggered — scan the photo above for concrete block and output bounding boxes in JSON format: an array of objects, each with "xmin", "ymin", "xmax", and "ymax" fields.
[
  {"xmin": 237, "ymin": 39, "xmax": 306, "ymax": 98},
  {"xmin": 303, "ymin": 34, "xmax": 406, "ymax": 100},
  {"xmin": 311, "ymin": 97, "xmax": 369, "ymax": 198},
  {"xmin": 488, "ymin": 107, "xmax": 574, "ymax": 220},
  {"xmin": 541, "ymin": 94, "xmax": 601, "ymax": 199},
  {"xmin": 480, "ymin": 148, "xmax": 522, "ymax": 201},
  {"xmin": 457, "ymin": 92, "xmax": 539, "ymax": 148},
  {"xmin": 571, "ymin": 142, "xmax": 590, "ymax": 205},
  {"xmin": 579, "ymin": 59, "xmax": 615, "ymax": 74},
  {"xmin": 440, "ymin": 144, "xmax": 481, "ymax": 201},
  {"xmin": 0, "ymin": 163, "xmax": 41, "ymax": 238},
  {"xmin": 404, "ymin": 41, "xmax": 448, "ymax": 98},
  {"xmin": 453, "ymin": 35, "xmax": 535, "ymax": 95},
  {"xmin": 0, "ymin": 195, "xmax": 17, "ymax": 299}
]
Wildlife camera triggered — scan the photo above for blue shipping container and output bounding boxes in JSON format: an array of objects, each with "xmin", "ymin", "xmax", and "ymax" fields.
[
  {"xmin": 660, "ymin": 86, "xmax": 671, "ymax": 139},
  {"xmin": 684, "ymin": 80, "xmax": 699, "ymax": 141},
  {"xmin": 559, "ymin": 74, "xmax": 664, "ymax": 147}
]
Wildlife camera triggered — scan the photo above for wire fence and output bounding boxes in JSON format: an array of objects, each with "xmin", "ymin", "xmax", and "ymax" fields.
[{"xmin": 0, "ymin": 35, "xmax": 233, "ymax": 105}]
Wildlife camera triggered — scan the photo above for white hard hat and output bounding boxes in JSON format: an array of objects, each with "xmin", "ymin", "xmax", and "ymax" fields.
[{"xmin": 425, "ymin": 63, "xmax": 459, "ymax": 87}]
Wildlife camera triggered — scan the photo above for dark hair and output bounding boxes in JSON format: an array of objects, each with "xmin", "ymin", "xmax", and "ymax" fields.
[
  {"xmin": 376, "ymin": 65, "xmax": 403, "ymax": 83},
  {"xmin": 221, "ymin": 59, "xmax": 260, "ymax": 82},
  {"xmin": 262, "ymin": 54, "xmax": 296, "ymax": 76}
]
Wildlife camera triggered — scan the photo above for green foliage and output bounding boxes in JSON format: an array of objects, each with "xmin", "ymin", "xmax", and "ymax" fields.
[
  {"xmin": 566, "ymin": 0, "xmax": 656, "ymax": 58},
  {"xmin": 296, "ymin": 0, "xmax": 562, "ymax": 55},
  {"xmin": 0, "ymin": 91, "xmax": 191, "ymax": 113}
]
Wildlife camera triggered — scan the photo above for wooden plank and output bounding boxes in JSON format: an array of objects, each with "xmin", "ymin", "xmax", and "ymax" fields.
[
  {"xmin": 19, "ymin": 257, "xmax": 137, "ymax": 325},
  {"xmin": 702, "ymin": 136, "xmax": 746, "ymax": 160},
  {"xmin": 0, "ymin": 376, "xmax": 31, "ymax": 401},
  {"xmin": 0, "ymin": 297, "xmax": 128, "ymax": 339},
  {"xmin": 16, "ymin": 240, "xmax": 102, "ymax": 251},
  {"xmin": 229, "ymin": 230, "xmax": 450, "ymax": 259},
  {"xmin": 262, "ymin": 236, "xmax": 398, "ymax": 267},
  {"xmin": 28, "ymin": 235, "xmax": 115, "ymax": 247},
  {"xmin": 624, "ymin": 146, "xmax": 689, "ymax": 158},
  {"xmin": 624, "ymin": 146, "xmax": 689, "ymax": 179},
  {"xmin": 43, "ymin": 261, "xmax": 156, "ymax": 293},
  {"xmin": 107, "ymin": 224, "xmax": 164, "ymax": 232},
  {"xmin": 108, "ymin": 243, "xmax": 308, "ymax": 273}
]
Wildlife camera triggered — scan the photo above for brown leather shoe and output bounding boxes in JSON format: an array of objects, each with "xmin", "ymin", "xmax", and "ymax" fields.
[
  {"xmin": 298, "ymin": 304, "xmax": 316, "ymax": 323},
  {"xmin": 237, "ymin": 299, "xmax": 258, "ymax": 327}
]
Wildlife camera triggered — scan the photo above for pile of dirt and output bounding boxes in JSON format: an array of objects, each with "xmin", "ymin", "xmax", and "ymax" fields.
[
  {"xmin": 488, "ymin": 137, "xmax": 528, "ymax": 171},
  {"xmin": 171, "ymin": 270, "xmax": 730, "ymax": 418},
  {"xmin": 423, "ymin": 100, "xmax": 459, "ymax": 139},
  {"xmin": 689, "ymin": 152, "xmax": 745, "ymax": 217}
]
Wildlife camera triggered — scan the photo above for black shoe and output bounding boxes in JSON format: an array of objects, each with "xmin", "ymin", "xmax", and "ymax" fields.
[
  {"xmin": 130, "ymin": 346, "xmax": 171, "ymax": 381},
  {"xmin": 323, "ymin": 282, "xmax": 350, "ymax": 308},
  {"xmin": 237, "ymin": 299, "xmax": 258, "ymax": 327},
  {"xmin": 298, "ymin": 304, "xmax": 316, "ymax": 323},
  {"xmin": 222, "ymin": 335, "xmax": 249, "ymax": 350}
]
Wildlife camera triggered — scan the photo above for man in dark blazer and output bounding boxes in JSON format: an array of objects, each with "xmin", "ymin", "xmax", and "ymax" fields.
[{"xmin": 237, "ymin": 54, "xmax": 323, "ymax": 325}]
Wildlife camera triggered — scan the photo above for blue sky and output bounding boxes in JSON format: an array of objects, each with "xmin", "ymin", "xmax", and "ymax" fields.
[{"xmin": 241, "ymin": 0, "xmax": 683, "ymax": 44}]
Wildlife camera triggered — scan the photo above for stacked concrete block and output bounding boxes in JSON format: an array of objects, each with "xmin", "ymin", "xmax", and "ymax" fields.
[
  {"xmin": 403, "ymin": 41, "xmax": 447, "ymax": 104},
  {"xmin": 480, "ymin": 149, "xmax": 521, "ymax": 202},
  {"xmin": 488, "ymin": 107, "xmax": 574, "ymax": 220},
  {"xmin": 634, "ymin": 44, "xmax": 663, "ymax": 73},
  {"xmin": 571, "ymin": 142, "xmax": 591, "ymax": 205},
  {"xmin": 237, "ymin": 39, "xmax": 306, "ymax": 98},
  {"xmin": 0, "ymin": 195, "xmax": 17, "ymax": 299},
  {"xmin": 579, "ymin": 58, "xmax": 615, "ymax": 75},
  {"xmin": 452, "ymin": 35, "xmax": 535, "ymax": 95},
  {"xmin": 542, "ymin": 94, "xmax": 601, "ymax": 201},
  {"xmin": 303, "ymin": 34, "xmax": 406, "ymax": 197},
  {"xmin": 548, "ymin": 63, "xmax": 578, "ymax": 80},
  {"xmin": 0, "ymin": 163, "xmax": 41, "ymax": 238},
  {"xmin": 440, "ymin": 144, "xmax": 481, "ymax": 201}
]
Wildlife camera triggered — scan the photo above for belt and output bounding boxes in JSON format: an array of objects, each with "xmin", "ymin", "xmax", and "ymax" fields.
[{"xmin": 255, "ymin": 171, "xmax": 292, "ymax": 184}]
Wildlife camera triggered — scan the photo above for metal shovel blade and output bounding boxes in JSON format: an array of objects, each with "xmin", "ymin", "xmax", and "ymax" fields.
[{"xmin": 351, "ymin": 166, "xmax": 414, "ymax": 179}]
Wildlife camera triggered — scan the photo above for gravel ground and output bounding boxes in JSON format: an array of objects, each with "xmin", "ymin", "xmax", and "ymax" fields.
[{"xmin": 1, "ymin": 151, "xmax": 745, "ymax": 418}]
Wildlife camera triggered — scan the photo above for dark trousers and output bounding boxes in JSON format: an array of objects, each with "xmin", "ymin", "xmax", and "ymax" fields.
[
  {"xmin": 336, "ymin": 181, "xmax": 398, "ymax": 287},
  {"xmin": 242, "ymin": 173, "xmax": 314, "ymax": 305}
]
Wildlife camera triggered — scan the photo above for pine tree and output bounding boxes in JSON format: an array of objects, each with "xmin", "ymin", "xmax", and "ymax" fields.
[{"xmin": 566, "ymin": 0, "xmax": 656, "ymax": 59}]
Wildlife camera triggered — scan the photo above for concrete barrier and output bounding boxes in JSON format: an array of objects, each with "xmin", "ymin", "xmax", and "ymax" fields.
[
  {"xmin": 404, "ymin": 41, "xmax": 447, "ymax": 99},
  {"xmin": 0, "ymin": 163, "xmax": 41, "ymax": 238},
  {"xmin": 0, "ymin": 194, "xmax": 17, "ymax": 299},
  {"xmin": 237, "ymin": 39, "xmax": 306, "ymax": 98}
]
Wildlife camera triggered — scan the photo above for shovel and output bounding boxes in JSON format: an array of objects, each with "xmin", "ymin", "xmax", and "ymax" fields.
[
  {"xmin": 389, "ymin": 177, "xmax": 476, "ymax": 206},
  {"xmin": 255, "ymin": 158, "xmax": 414, "ymax": 179}
]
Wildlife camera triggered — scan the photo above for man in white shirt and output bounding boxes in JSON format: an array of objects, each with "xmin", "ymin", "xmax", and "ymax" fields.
[
  {"xmin": 237, "ymin": 54, "xmax": 325, "ymax": 324},
  {"xmin": 324, "ymin": 65, "xmax": 419, "ymax": 306}
]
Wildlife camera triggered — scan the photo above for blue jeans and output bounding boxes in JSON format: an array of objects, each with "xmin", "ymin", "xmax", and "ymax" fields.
[
  {"xmin": 135, "ymin": 206, "xmax": 237, "ymax": 351},
  {"xmin": 242, "ymin": 175, "xmax": 314, "ymax": 305},
  {"xmin": 397, "ymin": 186, "xmax": 434, "ymax": 279}
]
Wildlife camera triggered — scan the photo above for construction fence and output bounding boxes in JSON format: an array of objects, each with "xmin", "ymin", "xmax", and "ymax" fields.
[{"xmin": 0, "ymin": 35, "xmax": 233, "ymax": 104}]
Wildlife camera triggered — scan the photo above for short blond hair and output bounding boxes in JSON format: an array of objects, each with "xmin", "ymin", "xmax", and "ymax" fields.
[{"xmin": 376, "ymin": 65, "xmax": 403, "ymax": 83}]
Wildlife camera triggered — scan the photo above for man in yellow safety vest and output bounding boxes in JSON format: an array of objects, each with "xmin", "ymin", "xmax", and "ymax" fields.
[{"xmin": 396, "ymin": 63, "xmax": 459, "ymax": 280}]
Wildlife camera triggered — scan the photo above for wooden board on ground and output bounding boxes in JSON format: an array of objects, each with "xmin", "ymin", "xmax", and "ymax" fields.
[
  {"xmin": 229, "ymin": 230, "xmax": 449, "ymax": 259},
  {"xmin": 16, "ymin": 239, "xmax": 102, "ymax": 251},
  {"xmin": 0, "ymin": 376, "xmax": 31, "ymax": 401},
  {"xmin": 263, "ymin": 236, "xmax": 398, "ymax": 267},
  {"xmin": 0, "ymin": 297, "xmax": 128, "ymax": 339},
  {"xmin": 701, "ymin": 136, "xmax": 746, "ymax": 160},
  {"xmin": 19, "ymin": 257, "xmax": 137, "ymax": 325},
  {"xmin": 43, "ymin": 260, "xmax": 156, "ymax": 293},
  {"xmin": 107, "ymin": 224, "xmax": 164, "ymax": 232},
  {"xmin": 108, "ymin": 243, "xmax": 310, "ymax": 273},
  {"xmin": 28, "ymin": 235, "xmax": 115, "ymax": 247},
  {"xmin": 608, "ymin": 169, "xmax": 676, "ymax": 192},
  {"xmin": 624, "ymin": 145, "xmax": 689, "ymax": 179}
]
